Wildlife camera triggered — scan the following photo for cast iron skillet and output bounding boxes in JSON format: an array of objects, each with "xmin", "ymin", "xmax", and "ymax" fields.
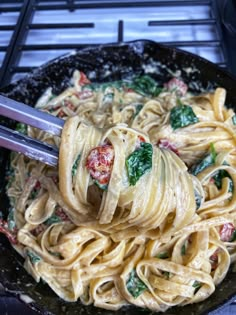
[{"xmin": 0, "ymin": 40, "xmax": 236, "ymax": 315}]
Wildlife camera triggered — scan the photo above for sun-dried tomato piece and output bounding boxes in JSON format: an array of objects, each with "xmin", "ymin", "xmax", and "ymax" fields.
[
  {"xmin": 86, "ymin": 144, "xmax": 115, "ymax": 186},
  {"xmin": 76, "ymin": 90, "xmax": 93, "ymax": 100},
  {"xmin": 31, "ymin": 224, "xmax": 45, "ymax": 237},
  {"xmin": 0, "ymin": 219, "xmax": 18, "ymax": 244},
  {"xmin": 165, "ymin": 78, "xmax": 188, "ymax": 96},
  {"xmin": 219, "ymin": 223, "xmax": 236, "ymax": 242},
  {"xmin": 158, "ymin": 139, "xmax": 179, "ymax": 156},
  {"xmin": 135, "ymin": 135, "xmax": 146, "ymax": 149},
  {"xmin": 78, "ymin": 71, "xmax": 91, "ymax": 86},
  {"xmin": 58, "ymin": 109, "xmax": 66, "ymax": 118},
  {"xmin": 51, "ymin": 175, "xmax": 59, "ymax": 184},
  {"xmin": 55, "ymin": 207, "xmax": 70, "ymax": 222},
  {"xmin": 64, "ymin": 100, "xmax": 76, "ymax": 111},
  {"xmin": 123, "ymin": 86, "xmax": 134, "ymax": 93},
  {"xmin": 29, "ymin": 180, "xmax": 42, "ymax": 199},
  {"xmin": 210, "ymin": 250, "xmax": 219, "ymax": 271}
]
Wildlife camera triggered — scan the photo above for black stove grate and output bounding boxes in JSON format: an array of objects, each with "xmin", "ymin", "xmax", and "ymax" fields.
[{"xmin": 0, "ymin": 0, "xmax": 236, "ymax": 87}]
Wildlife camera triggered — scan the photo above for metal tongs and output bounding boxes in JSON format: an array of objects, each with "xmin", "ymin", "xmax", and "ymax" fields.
[{"xmin": 0, "ymin": 94, "xmax": 65, "ymax": 167}]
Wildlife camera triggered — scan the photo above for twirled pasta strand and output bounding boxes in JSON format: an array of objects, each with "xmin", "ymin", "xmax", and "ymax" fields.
[{"xmin": 5, "ymin": 71, "xmax": 236, "ymax": 312}]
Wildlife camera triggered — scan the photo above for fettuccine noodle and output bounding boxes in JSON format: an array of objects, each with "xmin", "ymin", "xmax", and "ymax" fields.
[{"xmin": 4, "ymin": 71, "xmax": 236, "ymax": 312}]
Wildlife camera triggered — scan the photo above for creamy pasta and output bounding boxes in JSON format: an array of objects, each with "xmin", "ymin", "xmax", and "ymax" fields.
[{"xmin": 3, "ymin": 70, "xmax": 236, "ymax": 312}]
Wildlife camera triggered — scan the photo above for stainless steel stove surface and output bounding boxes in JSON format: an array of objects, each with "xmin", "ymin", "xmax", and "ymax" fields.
[{"xmin": 0, "ymin": 0, "xmax": 236, "ymax": 314}]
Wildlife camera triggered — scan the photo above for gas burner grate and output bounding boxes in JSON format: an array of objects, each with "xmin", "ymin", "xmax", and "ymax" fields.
[{"xmin": 0, "ymin": 0, "xmax": 236, "ymax": 87}]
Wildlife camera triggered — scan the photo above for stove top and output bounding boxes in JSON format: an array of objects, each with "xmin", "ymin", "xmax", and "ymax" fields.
[
  {"xmin": 0, "ymin": 0, "xmax": 236, "ymax": 314},
  {"xmin": 0, "ymin": 0, "xmax": 236, "ymax": 87}
]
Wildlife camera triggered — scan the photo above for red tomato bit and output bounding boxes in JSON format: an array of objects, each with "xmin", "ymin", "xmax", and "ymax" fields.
[
  {"xmin": 158, "ymin": 139, "xmax": 179, "ymax": 156},
  {"xmin": 0, "ymin": 219, "xmax": 18, "ymax": 244},
  {"xmin": 135, "ymin": 135, "xmax": 146, "ymax": 149},
  {"xmin": 165, "ymin": 78, "xmax": 188, "ymax": 96},
  {"xmin": 64, "ymin": 100, "xmax": 76, "ymax": 111},
  {"xmin": 58, "ymin": 109, "xmax": 66, "ymax": 118},
  {"xmin": 51, "ymin": 175, "xmax": 59, "ymax": 184},
  {"xmin": 86, "ymin": 144, "xmax": 115, "ymax": 187},
  {"xmin": 219, "ymin": 223, "xmax": 236, "ymax": 242},
  {"xmin": 75, "ymin": 90, "xmax": 93, "ymax": 100},
  {"xmin": 78, "ymin": 71, "xmax": 91, "ymax": 86},
  {"xmin": 30, "ymin": 180, "xmax": 42, "ymax": 199},
  {"xmin": 210, "ymin": 249, "xmax": 219, "ymax": 271},
  {"xmin": 31, "ymin": 224, "xmax": 45, "ymax": 237},
  {"xmin": 55, "ymin": 207, "xmax": 70, "ymax": 222}
]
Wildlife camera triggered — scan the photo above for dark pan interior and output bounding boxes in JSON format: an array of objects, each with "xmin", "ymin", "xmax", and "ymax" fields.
[{"xmin": 1, "ymin": 40, "xmax": 236, "ymax": 315}]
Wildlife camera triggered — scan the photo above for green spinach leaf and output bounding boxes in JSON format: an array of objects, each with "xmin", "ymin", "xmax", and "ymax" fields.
[
  {"xmin": 27, "ymin": 250, "xmax": 41, "ymax": 264},
  {"xmin": 192, "ymin": 281, "xmax": 202, "ymax": 293},
  {"xmin": 7, "ymin": 208, "xmax": 16, "ymax": 231},
  {"xmin": 15, "ymin": 123, "xmax": 27, "ymax": 135},
  {"xmin": 156, "ymin": 251, "xmax": 169, "ymax": 259},
  {"xmin": 94, "ymin": 180, "xmax": 108, "ymax": 191},
  {"xmin": 5, "ymin": 166, "xmax": 15, "ymax": 191},
  {"xmin": 194, "ymin": 190, "xmax": 202, "ymax": 210},
  {"xmin": 181, "ymin": 243, "xmax": 187, "ymax": 256},
  {"xmin": 213, "ymin": 169, "xmax": 233, "ymax": 193},
  {"xmin": 29, "ymin": 182, "xmax": 41, "ymax": 199},
  {"xmin": 162, "ymin": 271, "xmax": 170, "ymax": 279},
  {"xmin": 191, "ymin": 155, "xmax": 214, "ymax": 176},
  {"xmin": 45, "ymin": 214, "xmax": 62, "ymax": 225},
  {"xmin": 191, "ymin": 143, "xmax": 216, "ymax": 176},
  {"xmin": 133, "ymin": 104, "xmax": 144, "ymax": 118},
  {"xmin": 72, "ymin": 154, "xmax": 81, "ymax": 177},
  {"xmin": 101, "ymin": 81, "xmax": 123, "ymax": 91},
  {"xmin": 126, "ymin": 270, "xmax": 147, "ymax": 298},
  {"xmin": 49, "ymin": 251, "xmax": 62, "ymax": 258},
  {"xmin": 181, "ymin": 238, "xmax": 190, "ymax": 256},
  {"xmin": 170, "ymin": 104, "xmax": 199, "ymax": 130},
  {"xmin": 127, "ymin": 75, "xmax": 162, "ymax": 97},
  {"xmin": 192, "ymin": 281, "xmax": 201, "ymax": 288},
  {"xmin": 126, "ymin": 142, "xmax": 153, "ymax": 186},
  {"xmin": 232, "ymin": 114, "xmax": 236, "ymax": 125},
  {"xmin": 230, "ymin": 230, "xmax": 236, "ymax": 242}
]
